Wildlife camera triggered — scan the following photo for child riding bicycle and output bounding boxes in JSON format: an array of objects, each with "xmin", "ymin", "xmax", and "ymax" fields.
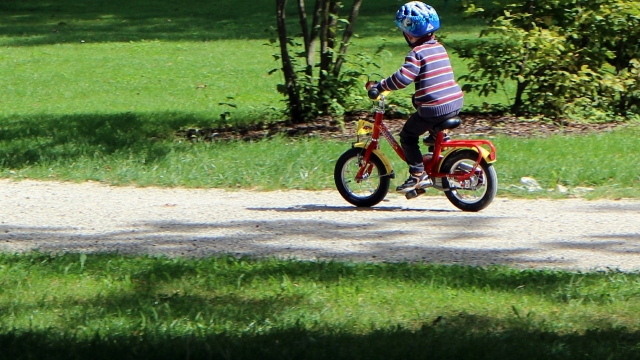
[{"xmin": 366, "ymin": 1, "xmax": 464, "ymax": 194}]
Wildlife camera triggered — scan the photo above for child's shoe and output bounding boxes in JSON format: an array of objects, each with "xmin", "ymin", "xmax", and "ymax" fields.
[{"xmin": 396, "ymin": 172, "xmax": 432, "ymax": 193}]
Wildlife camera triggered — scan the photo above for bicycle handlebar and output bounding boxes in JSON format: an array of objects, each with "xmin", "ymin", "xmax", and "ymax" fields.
[
  {"xmin": 367, "ymin": 87, "xmax": 380, "ymax": 100},
  {"xmin": 365, "ymin": 80, "xmax": 391, "ymax": 100},
  {"xmin": 367, "ymin": 87, "xmax": 391, "ymax": 100}
]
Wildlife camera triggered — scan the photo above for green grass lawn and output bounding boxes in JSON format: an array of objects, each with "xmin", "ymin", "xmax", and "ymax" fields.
[
  {"xmin": 2, "ymin": 3, "xmax": 640, "ymax": 358},
  {"xmin": 2, "ymin": 126, "xmax": 639, "ymax": 198},
  {"xmin": 1, "ymin": 0, "xmax": 638, "ymax": 196},
  {"xmin": 7, "ymin": 0, "xmax": 612, "ymax": 197},
  {"xmin": 1, "ymin": 253, "xmax": 640, "ymax": 360},
  {"xmin": 0, "ymin": 0, "xmax": 498, "ymax": 124}
]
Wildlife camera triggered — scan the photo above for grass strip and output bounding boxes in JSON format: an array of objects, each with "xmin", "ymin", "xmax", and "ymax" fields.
[
  {"xmin": 2, "ymin": 125, "xmax": 639, "ymax": 198},
  {"xmin": 1, "ymin": 252, "xmax": 639, "ymax": 359}
]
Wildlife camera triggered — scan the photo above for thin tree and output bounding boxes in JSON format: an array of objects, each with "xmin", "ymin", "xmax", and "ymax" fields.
[{"xmin": 275, "ymin": 0, "xmax": 363, "ymax": 123}]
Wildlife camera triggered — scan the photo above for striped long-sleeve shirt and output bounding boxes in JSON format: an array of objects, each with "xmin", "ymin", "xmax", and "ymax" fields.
[{"xmin": 376, "ymin": 40, "xmax": 464, "ymax": 118}]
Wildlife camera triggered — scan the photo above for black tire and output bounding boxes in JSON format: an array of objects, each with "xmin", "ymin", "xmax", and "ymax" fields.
[
  {"xmin": 441, "ymin": 150, "xmax": 497, "ymax": 212},
  {"xmin": 334, "ymin": 147, "xmax": 390, "ymax": 207}
]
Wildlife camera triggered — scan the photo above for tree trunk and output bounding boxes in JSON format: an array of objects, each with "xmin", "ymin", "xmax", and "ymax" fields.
[
  {"xmin": 318, "ymin": 1, "xmax": 339, "ymax": 113},
  {"xmin": 333, "ymin": 0, "xmax": 363, "ymax": 77},
  {"xmin": 614, "ymin": 39, "xmax": 630, "ymax": 115},
  {"xmin": 276, "ymin": 0, "xmax": 304, "ymax": 122},
  {"xmin": 319, "ymin": 1, "xmax": 340, "ymax": 76},
  {"xmin": 325, "ymin": 1, "xmax": 339, "ymax": 70},
  {"xmin": 524, "ymin": 0, "xmax": 535, "ymax": 31},
  {"xmin": 513, "ymin": 40, "xmax": 532, "ymax": 116},
  {"xmin": 512, "ymin": 80, "xmax": 528, "ymax": 116},
  {"xmin": 298, "ymin": 0, "xmax": 310, "ymax": 52},
  {"xmin": 319, "ymin": 0, "xmax": 331, "ymax": 78},
  {"xmin": 307, "ymin": 0, "xmax": 322, "ymax": 79},
  {"xmin": 297, "ymin": 0, "xmax": 321, "ymax": 113}
]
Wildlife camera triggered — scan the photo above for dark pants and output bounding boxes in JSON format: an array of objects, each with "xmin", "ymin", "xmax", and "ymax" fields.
[{"xmin": 399, "ymin": 110, "xmax": 460, "ymax": 174}]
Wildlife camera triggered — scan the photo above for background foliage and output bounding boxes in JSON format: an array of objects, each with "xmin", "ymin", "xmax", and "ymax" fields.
[
  {"xmin": 1, "ymin": 0, "xmax": 638, "ymax": 197},
  {"xmin": 456, "ymin": 0, "xmax": 640, "ymax": 120}
]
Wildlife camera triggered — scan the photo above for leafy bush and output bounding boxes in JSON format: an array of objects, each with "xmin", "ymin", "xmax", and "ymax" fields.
[{"xmin": 456, "ymin": 0, "xmax": 640, "ymax": 120}]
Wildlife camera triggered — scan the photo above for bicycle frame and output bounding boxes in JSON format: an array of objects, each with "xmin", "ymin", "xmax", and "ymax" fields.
[{"xmin": 355, "ymin": 94, "xmax": 497, "ymax": 184}]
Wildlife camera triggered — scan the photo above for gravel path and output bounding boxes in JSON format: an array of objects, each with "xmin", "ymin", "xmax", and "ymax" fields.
[{"xmin": 1, "ymin": 179, "xmax": 639, "ymax": 272}]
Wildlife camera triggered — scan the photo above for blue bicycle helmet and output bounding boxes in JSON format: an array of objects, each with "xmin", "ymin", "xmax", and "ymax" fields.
[{"xmin": 395, "ymin": 1, "xmax": 440, "ymax": 37}]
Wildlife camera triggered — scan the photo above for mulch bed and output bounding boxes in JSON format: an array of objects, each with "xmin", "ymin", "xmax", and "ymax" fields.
[{"xmin": 177, "ymin": 113, "xmax": 631, "ymax": 142}]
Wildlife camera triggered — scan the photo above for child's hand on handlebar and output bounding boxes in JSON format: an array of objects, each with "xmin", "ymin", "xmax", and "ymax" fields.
[{"xmin": 365, "ymin": 81, "xmax": 381, "ymax": 99}]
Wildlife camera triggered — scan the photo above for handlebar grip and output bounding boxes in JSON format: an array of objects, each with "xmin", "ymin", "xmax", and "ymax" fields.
[{"xmin": 367, "ymin": 87, "xmax": 380, "ymax": 100}]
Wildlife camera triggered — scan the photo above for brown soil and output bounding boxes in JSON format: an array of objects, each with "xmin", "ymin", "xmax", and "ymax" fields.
[{"xmin": 178, "ymin": 113, "xmax": 630, "ymax": 142}]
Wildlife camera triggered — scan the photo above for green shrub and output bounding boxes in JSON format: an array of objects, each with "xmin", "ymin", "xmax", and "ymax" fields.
[{"xmin": 456, "ymin": 0, "xmax": 640, "ymax": 120}]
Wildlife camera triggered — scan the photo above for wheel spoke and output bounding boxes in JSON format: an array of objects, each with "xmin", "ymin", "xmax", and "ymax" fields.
[{"xmin": 441, "ymin": 150, "xmax": 497, "ymax": 211}]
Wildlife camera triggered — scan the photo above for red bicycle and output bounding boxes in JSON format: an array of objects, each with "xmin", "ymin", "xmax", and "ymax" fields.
[{"xmin": 334, "ymin": 88, "xmax": 498, "ymax": 211}]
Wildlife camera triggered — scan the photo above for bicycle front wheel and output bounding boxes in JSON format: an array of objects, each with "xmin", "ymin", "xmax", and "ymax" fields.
[{"xmin": 334, "ymin": 147, "xmax": 390, "ymax": 207}]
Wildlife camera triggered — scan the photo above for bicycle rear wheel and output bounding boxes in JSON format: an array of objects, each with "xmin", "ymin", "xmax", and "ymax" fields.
[{"xmin": 441, "ymin": 150, "xmax": 497, "ymax": 212}]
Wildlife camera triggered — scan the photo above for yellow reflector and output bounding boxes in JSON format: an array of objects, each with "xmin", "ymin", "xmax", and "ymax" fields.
[{"xmin": 356, "ymin": 120, "xmax": 373, "ymax": 135}]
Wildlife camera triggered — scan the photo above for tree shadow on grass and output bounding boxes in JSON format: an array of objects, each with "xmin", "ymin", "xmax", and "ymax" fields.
[
  {"xmin": 1, "ymin": 318, "xmax": 638, "ymax": 360},
  {"xmin": 0, "ymin": 0, "xmax": 479, "ymax": 47},
  {"xmin": 2, "ymin": 252, "xmax": 640, "ymax": 359},
  {"xmin": 0, "ymin": 111, "xmax": 224, "ymax": 169},
  {"xmin": 0, "ymin": 0, "xmax": 276, "ymax": 46},
  {"xmin": 0, "ymin": 251, "xmax": 600, "ymax": 303}
]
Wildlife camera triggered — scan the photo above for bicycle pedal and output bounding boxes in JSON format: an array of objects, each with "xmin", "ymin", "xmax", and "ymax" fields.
[{"xmin": 405, "ymin": 188, "xmax": 426, "ymax": 200}]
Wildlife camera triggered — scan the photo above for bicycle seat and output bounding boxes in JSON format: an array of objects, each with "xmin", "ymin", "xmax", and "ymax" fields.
[{"xmin": 431, "ymin": 117, "xmax": 461, "ymax": 133}]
